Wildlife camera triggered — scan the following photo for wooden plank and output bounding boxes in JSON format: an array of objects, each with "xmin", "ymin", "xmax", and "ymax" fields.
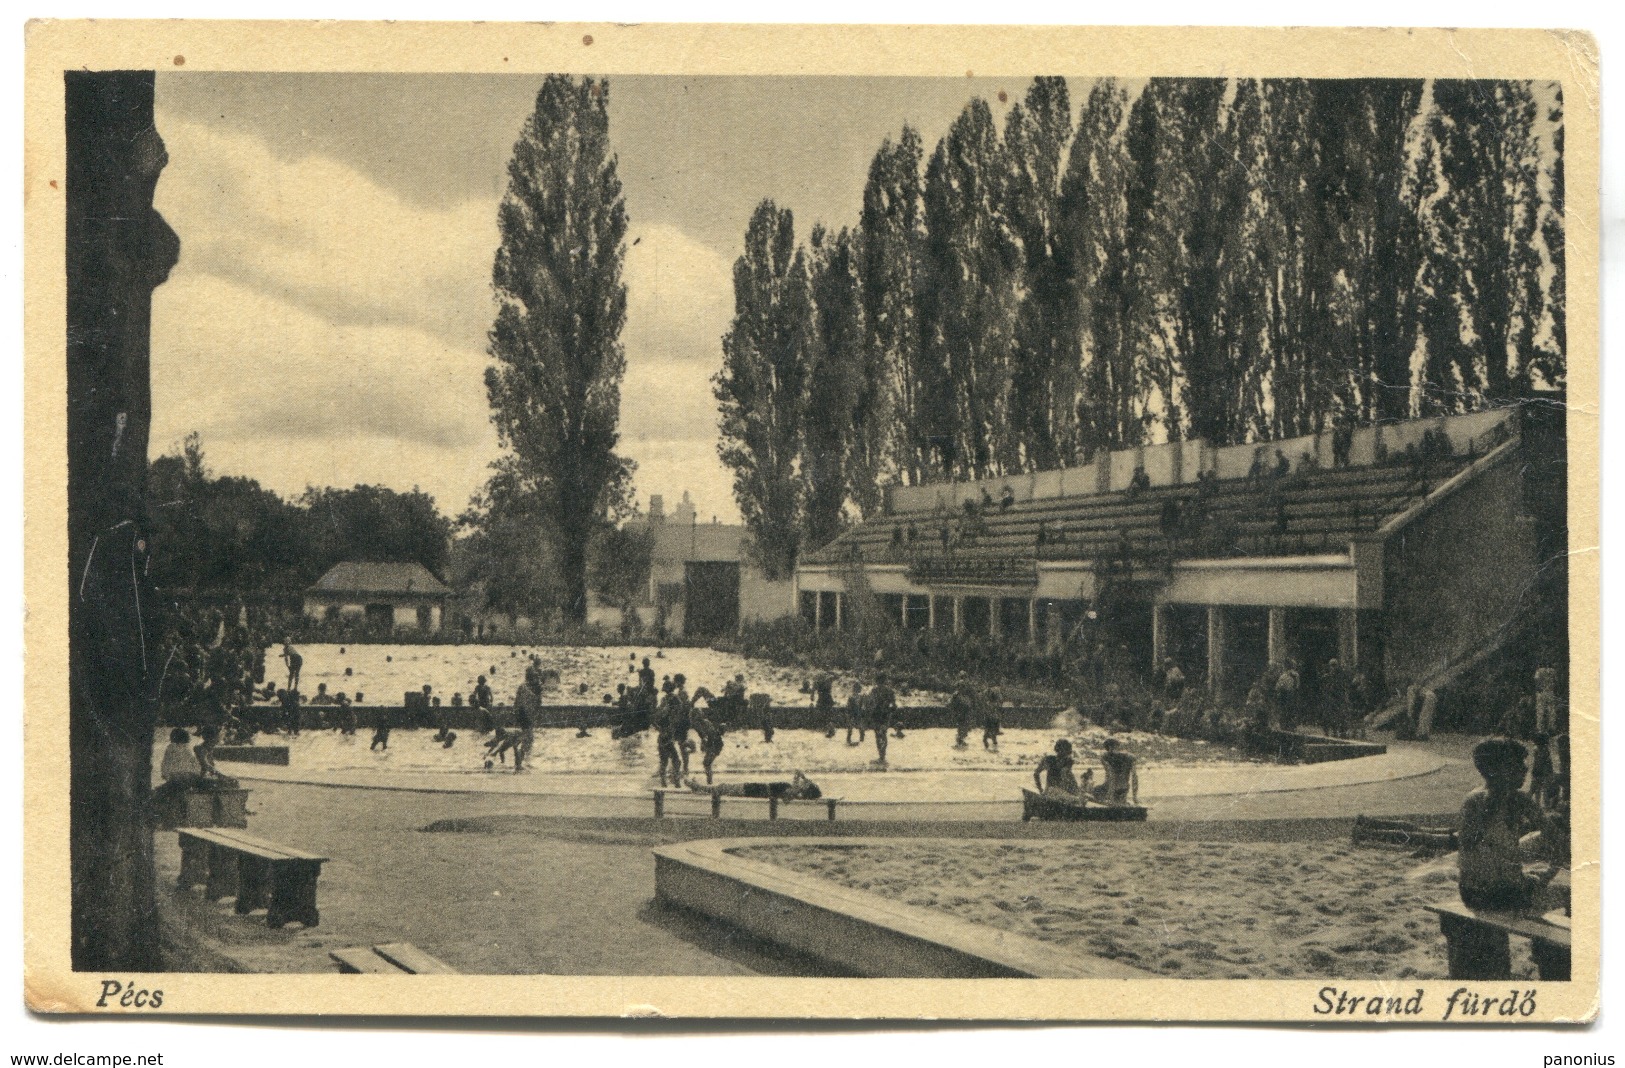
[
  {"xmin": 331, "ymin": 947, "xmax": 398, "ymax": 974},
  {"xmin": 1424, "ymin": 902, "xmax": 1572, "ymax": 948},
  {"xmin": 373, "ymin": 942, "xmax": 459, "ymax": 974},
  {"xmin": 179, "ymin": 827, "xmax": 242, "ymax": 849},
  {"xmin": 203, "ymin": 828, "xmax": 328, "ymax": 863}
]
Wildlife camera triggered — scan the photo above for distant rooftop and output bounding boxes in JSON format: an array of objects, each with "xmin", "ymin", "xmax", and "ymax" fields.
[{"xmin": 308, "ymin": 561, "xmax": 450, "ymax": 597}]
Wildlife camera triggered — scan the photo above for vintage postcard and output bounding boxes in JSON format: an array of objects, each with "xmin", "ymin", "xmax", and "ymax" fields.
[{"xmin": 22, "ymin": 21, "xmax": 1599, "ymax": 1021}]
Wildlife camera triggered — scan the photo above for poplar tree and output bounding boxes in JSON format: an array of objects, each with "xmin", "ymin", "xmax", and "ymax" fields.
[
  {"xmin": 803, "ymin": 224, "xmax": 865, "ymax": 549},
  {"xmin": 858, "ymin": 127, "xmax": 930, "ymax": 484},
  {"xmin": 1429, "ymin": 79, "xmax": 1545, "ymax": 403},
  {"xmin": 714, "ymin": 200, "xmax": 813, "ymax": 579},
  {"xmin": 1005, "ymin": 76, "xmax": 1076, "ymax": 469},
  {"xmin": 484, "ymin": 75, "xmax": 632, "ymax": 624},
  {"xmin": 921, "ymin": 98, "xmax": 1022, "ymax": 478},
  {"xmin": 1060, "ymin": 79, "xmax": 1140, "ymax": 454}
]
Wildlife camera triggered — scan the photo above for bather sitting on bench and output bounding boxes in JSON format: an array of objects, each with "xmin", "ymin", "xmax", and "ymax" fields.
[{"xmin": 1089, "ymin": 738, "xmax": 1139, "ymax": 806}]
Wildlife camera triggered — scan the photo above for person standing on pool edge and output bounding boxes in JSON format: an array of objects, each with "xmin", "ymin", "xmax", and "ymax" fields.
[
  {"xmin": 472, "ymin": 674, "xmax": 495, "ymax": 733},
  {"xmin": 867, "ymin": 673, "xmax": 897, "ymax": 765},
  {"xmin": 280, "ymin": 642, "xmax": 302, "ymax": 693},
  {"xmin": 512, "ymin": 670, "xmax": 540, "ymax": 772}
]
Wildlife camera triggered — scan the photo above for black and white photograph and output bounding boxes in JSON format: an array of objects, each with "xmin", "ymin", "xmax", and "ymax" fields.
[{"xmin": 26, "ymin": 21, "xmax": 1599, "ymax": 1023}]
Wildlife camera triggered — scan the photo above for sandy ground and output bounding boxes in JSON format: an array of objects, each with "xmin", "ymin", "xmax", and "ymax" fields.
[
  {"xmin": 740, "ymin": 840, "xmax": 1543, "ymax": 980},
  {"xmin": 154, "ymin": 736, "xmax": 1484, "ymax": 976},
  {"xmin": 155, "ymin": 780, "xmax": 834, "ymax": 975},
  {"xmin": 267, "ymin": 642, "xmax": 950, "ymax": 707}
]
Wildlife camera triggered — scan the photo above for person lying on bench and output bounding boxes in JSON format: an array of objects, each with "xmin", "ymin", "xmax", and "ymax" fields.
[
  {"xmin": 690, "ymin": 770, "xmax": 822, "ymax": 800},
  {"xmin": 1459, "ymin": 737, "xmax": 1565, "ymax": 914}
]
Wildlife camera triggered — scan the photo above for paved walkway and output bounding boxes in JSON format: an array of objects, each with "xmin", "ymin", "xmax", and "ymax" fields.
[
  {"xmin": 161, "ymin": 733, "xmax": 1481, "ymax": 975},
  {"xmin": 224, "ymin": 738, "xmax": 1453, "ymax": 806}
]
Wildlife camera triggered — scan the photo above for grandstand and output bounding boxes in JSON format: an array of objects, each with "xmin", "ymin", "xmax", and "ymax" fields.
[{"xmin": 795, "ymin": 403, "xmax": 1563, "ymax": 711}]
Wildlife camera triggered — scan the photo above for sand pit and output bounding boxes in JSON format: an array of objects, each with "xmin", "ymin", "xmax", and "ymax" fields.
[{"xmin": 738, "ymin": 840, "xmax": 1539, "ymax": 979}]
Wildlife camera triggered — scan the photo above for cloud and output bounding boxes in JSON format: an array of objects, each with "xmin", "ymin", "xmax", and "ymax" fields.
[
  {"xmin": 151, "ymin": 272, "xmax": 499, "ymax": 512},
  {"xmin": 149, "ymin": 110, "xmax": 741, "ymax": 522},
  {"xmin": 153, "ymin": 111, "xmax": 499, "ymax": 351},
  {"xmin": 623, "ymin": 223, "xmax": 735, "ymax": 363},
  {"xmin": 618, "ymin": 225, "xmax": 739, "ymax": 520}
]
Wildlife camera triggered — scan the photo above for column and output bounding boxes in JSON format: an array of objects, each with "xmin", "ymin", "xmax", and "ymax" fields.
[
  {"xmin": 927, "ymin": 594, "xmax": 937, "ymax": 631},
  {"xmin": 1028, "ymin": 599, "xmax": 1039, "ymax": 645},
  {"xmin": 1152, "ymin": 603, "xmax": 1169, "ymax": 669},
  {"xmin": 1207, "ymin": 605, "xmax": 1227, "ymax": 695},
  {"xmin": 989, "ymin": 598, "xmax": 1000, "ymax": 639},
  {"xmin": 1267, "ymin": 607, "xmax": 1287, "ymax": 666},
  {"xmin": 814, "ymin": 590, "xmax": 823, "ymax": 633},
  {"xmin": 834, "ymin": 593, "xmax": 843, "ymax": 631},
  {"xmin": 953, "ymin": 596, "xmax": 964, "ymax": 635},
  {"xmin": 1339, "ymin": 608, "xmax": 1359, "ymax": 667},
  {"xmin": 900, "ymin": 594, "xmax": 911, "ymax": 629}
]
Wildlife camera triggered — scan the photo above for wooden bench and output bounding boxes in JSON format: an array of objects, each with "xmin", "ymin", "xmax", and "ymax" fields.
[
  {"xmin": 177, "ymin": 828, "xmax": 328, "ymax": 928},
  {"xmin": 1424, "ymin": 901, "xmax": 1571, "ymax": 980},
  {"xmin": 653, "ymin": 787, "xmax": 842, "ymax": 821},
  {"xmin": 331, "ymin": 942, "xmax": 459, "ymax": 974}
]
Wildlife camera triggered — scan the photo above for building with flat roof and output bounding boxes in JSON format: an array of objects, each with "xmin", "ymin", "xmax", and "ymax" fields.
[
  {"xmin": 623, "ymin": 491, "xmax": 792, "ymax": 637},
  {"xmin": 795, "ymin": 402, "xmax": 1565, "ymax": 720}
]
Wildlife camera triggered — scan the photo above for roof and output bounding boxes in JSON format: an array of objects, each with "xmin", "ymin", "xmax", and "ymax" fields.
[
  {"xmin": 307, "ymin": 561, "xmax": 451, "ymax": 598},
  {"xmin": 652, "ymin": 522, "xmax": 746, "ymax": 563}
]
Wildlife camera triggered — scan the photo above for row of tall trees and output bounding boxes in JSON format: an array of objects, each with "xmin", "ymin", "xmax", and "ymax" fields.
[{"xmin": 716, "ymin": 77, "xmax": 1565, "ymax": 578}]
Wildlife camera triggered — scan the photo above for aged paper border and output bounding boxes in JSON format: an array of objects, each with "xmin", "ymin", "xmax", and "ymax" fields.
[{"xmin": 22, "ymin": 20, "xmax": 1601, "ymax": 1021}]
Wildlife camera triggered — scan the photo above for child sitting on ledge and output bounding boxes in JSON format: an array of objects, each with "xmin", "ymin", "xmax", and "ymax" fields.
[{"xmin": 1459, "ymin": 736, "xmax": 1564, "ymax": 914}]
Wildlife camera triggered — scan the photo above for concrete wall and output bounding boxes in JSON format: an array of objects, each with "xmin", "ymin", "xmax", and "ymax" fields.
[
  {"xmin": 880, "ymin": 411, "xmax": 1518, "ymax": 513},
  {"xmin": 1380, "ymin": 450, "xmax": 1537, "ymax": 690},
  {"xmin": 303, "ymin": 596, "xmax": 443, "ymax": 632},
  {"xmin": 1159, "ymin": 559, "xmax": 1359, "ymax": 610},
  {"xmin": 739, "ymin": 573, "xmax": 795, "ymax": 626}
]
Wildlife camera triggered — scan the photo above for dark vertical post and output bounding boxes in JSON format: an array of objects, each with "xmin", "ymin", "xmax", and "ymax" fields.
[{"xmin": 66, "ymin": 70, "xmax": 179, "ymax": 971}]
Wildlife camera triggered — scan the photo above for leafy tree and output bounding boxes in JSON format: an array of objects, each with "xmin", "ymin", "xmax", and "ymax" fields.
[
  {"xmin": 803, "ymin": 224, "xmax": 865, "ymax": 549},
  {"xmin": 1005, "ymin": 77, "xmax": 1077, "ymax": 469},
  {"xmin": 485, "ymin": 74, "xmax": 634, "ymax": 624},
  {"xmin": 921, "ymin": 97, "xmax": 1022, "ymax": 477},
  {"xmin": 1130, "ymin": 78, "xmax": 1233, "ymax": 443},
  {"xmin": 588, "ymin": 521, "xmax": 654, "ymax": 620},
  {"xmin": 1538, "ymin": 83, "xmax": 1565, "ymax": 389},
  {"xmin": 1060, "ymin": 79, "xmax": 1140, "ymax": 454},
  {"xmin": 146, "ymin": 435, "xmax": 313, "ymax": 595},
  {"xmin": 1346, "ymin": 80, "xmax": 1428, "ymax": 422},
  {"xmin": 1428, "ymin": 79, "xmax": 1545, "ymax": 404},
  {"xmin": 857, "ymin": 126, "xmax": 928, "ymax": 485},
  {"xmin": 299, "ymin": 484, "xmax": 452, "ymax": 578},
  {"xmin": 453, "ymin": 459, "xmax": 566, "ymax": 626},
  {"xmin": 714, "ymin": 200, "xmax": 813, "ymax": 580}
]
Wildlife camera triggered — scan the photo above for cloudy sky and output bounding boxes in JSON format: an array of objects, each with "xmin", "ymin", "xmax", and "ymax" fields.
[{"xmin": 150, "ymin": 73, "xmax": 1039, "ymax": 524}]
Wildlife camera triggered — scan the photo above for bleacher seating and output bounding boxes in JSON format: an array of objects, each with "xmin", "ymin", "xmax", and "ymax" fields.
[{"xmin": 804, "ymin": 454, "xmax": 1474, "ymax": 572}]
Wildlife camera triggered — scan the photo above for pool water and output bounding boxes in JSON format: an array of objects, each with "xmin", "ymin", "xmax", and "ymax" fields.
[{"xmin": 269, "ymin": 642, "xmax": 948, "ymax": 709}]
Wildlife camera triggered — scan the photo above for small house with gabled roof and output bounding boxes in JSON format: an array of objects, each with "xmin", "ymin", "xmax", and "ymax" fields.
[{"xmin": 303, "ymin": 560, "xmax": 451, "ymax": 632}]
